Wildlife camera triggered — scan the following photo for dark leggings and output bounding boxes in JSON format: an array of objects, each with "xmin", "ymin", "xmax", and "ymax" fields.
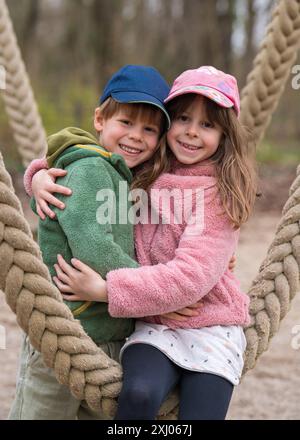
[{"xmin": 116, "ymin": 343, "xmax": 234, "ymax": 420}]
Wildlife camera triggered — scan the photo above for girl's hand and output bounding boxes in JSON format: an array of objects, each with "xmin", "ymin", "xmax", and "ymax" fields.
[
  {"xmin": 159, "ymin": 301, "xmax": 203, "ymax": 321},
  {"xmin": 228, "ymin": 254, "xmax": 236, "ymax": 272},
  {"xmin": 53, "ymin": 254, "xmax": 108, "ymax": 302},
  {"xmin": 32, "ymin": 168, "xmax": 72, "ymax": 220}
]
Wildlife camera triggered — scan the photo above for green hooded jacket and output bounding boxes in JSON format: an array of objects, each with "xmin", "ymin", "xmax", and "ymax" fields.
[{"xmin": 33, "ymin": 127, "xmax": 139, "ymax": 344}]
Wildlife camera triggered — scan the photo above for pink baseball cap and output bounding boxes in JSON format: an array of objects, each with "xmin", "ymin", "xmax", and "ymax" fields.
[{"xmin": 164, "ymin": 66, "xmax": 240, "ymax": 116}]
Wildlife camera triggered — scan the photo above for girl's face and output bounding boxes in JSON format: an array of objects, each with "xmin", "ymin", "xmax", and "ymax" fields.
[{"xmin": 167, "ymin": 95, "xmax": 223, "ymax": 165}]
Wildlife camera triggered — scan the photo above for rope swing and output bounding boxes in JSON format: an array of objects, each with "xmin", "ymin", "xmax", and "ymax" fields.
[{"xmin": 0, "ymin": 0, "xmax": 300, "ymax": 419}]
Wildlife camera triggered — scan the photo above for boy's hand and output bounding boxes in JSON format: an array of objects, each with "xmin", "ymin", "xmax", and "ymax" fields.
[
  {"xmin": 159, "ymin": 301, "xmax": 202, "ymax": 321},
  {"xmin": 32, "ymin": 168, "xmax": 72, "ymax": 220}
]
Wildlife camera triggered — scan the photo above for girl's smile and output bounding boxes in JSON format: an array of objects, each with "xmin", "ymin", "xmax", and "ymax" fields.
[
  {"xmin": 167, "ymin": 95, "xmax": 223, "ymax": 165},
  {"xmin": 177, "ymin": 140, "xmax": 203, "ymax": 153}
]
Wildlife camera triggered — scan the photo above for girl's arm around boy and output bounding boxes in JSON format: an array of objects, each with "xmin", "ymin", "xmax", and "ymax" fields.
[{"xmin": 107, "ymin": 200, "xmax": 239, "ymax": 317}]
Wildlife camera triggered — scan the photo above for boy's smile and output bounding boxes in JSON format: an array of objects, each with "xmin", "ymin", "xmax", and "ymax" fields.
[{"xmin": 95, "ymin": 108, "xmax": 161, "ymax": 168}]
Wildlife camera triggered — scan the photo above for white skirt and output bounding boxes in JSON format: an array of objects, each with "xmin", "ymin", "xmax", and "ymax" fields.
[{"xmin": 120, "ymin": 321, "xmax": 247, "ymax": 385}]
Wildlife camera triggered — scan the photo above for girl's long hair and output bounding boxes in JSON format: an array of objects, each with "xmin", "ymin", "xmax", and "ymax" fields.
[
  {"xmin": 130, "ymin": 134, "xmax": 170, "ymax": 192},
  {"xmin": 165, "ymin": 94, "xmax": 258, "ymax": 228}
]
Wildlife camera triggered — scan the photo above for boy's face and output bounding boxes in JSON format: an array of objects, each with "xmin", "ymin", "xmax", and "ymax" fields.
[{"xmin": 94, "ymin": 108, "xmax": 161, "ymax": 168}]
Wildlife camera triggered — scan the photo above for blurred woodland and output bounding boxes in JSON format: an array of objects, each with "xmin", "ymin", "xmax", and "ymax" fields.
[{"xmin": 0, "ymin": 0, "xmax": 299, "ymax": 172}]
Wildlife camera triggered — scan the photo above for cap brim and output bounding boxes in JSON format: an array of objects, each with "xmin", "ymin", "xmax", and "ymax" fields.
[
  {"xmin": 112, "ymin": 91, "xmax": 171, "ymax": 129},
  {"xmin": 164, "ymin": 86, "xmax": 235, "ymax": 111}
]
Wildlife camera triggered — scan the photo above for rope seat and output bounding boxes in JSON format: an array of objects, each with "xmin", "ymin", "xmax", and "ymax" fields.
[{"xmin": 0, "ymin": 0, "xmax": 300, "ymax": 418}]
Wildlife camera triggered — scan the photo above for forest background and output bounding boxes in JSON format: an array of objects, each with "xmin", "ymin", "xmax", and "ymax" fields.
[{"xmin": 0, "ymin": 0, "xmax": 300, "ymax": 174}]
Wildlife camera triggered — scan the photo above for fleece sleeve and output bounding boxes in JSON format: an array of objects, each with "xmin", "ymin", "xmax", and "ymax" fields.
[
  {"xmin": 23, "ymin": 157, "xmax": 48, "ymax": 197},
  {"xmin": 55, "ymin": 162, "xmax": 139, "ymax": 276},
  {"xmin": 107, "ymin": 211, "xmax": 238, "ymax": 317}
]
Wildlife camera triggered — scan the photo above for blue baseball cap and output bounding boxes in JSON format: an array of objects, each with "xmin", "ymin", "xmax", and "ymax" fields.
[{"xmin": 100, "ymin": 65, "xmax": 171, "ymax": 129}]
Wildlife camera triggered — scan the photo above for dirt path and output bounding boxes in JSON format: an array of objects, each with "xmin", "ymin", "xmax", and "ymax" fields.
[{"xmin": 1, "ymin": 172, "xmax": 300, "ymax": 419}]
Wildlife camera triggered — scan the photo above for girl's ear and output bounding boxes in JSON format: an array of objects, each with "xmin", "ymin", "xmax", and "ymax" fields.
[{"xmin": 94, "ymin": 107, "xmax": 104, "ymax": 132}]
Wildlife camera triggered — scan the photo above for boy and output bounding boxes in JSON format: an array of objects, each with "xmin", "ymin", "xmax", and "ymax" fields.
[{"xmin": 9, "ymin": 65, "xmax": 170, "ymax": 419}]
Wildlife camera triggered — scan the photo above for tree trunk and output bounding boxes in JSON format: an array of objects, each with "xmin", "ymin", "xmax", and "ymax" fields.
[{"xmin": 241, "ymin": 0, "xmax": 256, "ymax": 85}]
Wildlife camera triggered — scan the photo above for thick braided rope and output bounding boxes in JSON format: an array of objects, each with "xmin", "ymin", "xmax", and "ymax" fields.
[
  {"xmin": 240, "ymin": 0, "xmax": 300, "ymax": 147},
  {"xmin": 243, "ymin": 164, "xmax": 300, "ymax": 372},
  {"xmin": 0, "ymin": 152, "xmax": 123, "ymax": 417},
  {"xmin": 0, "ymin": 0, "xmax": 47, "ymax": 166}
]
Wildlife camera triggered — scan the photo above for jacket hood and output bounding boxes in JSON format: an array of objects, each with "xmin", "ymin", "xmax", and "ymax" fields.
[
  {"xmin": 46, "ymin": 127, "xmax": 132, "ymax": 182},
  {"xmin": 47, "ymin": 127, "xmax": 99, "ymax": 167}
]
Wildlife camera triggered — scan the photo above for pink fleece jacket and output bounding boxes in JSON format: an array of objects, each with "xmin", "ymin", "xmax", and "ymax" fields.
[{"xmin": 107, "ymin": 159, "xmax": 250, "ymax": 329}]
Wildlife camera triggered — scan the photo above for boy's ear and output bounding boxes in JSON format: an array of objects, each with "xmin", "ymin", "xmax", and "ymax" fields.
[{"xmin": 94, "ymin": 107, "xmax": 104, "ymax": 132}]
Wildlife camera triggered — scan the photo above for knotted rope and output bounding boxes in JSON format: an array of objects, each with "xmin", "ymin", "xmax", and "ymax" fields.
[
  {"xmin": 0, "ymin": 0, "xmax": 300, "ymax": 418},
  {"xmin": 0, "ymin": 0, "xmax": 47, "ymax": 166}
]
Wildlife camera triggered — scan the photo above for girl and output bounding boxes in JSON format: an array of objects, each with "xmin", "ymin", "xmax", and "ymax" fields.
[{"xmin": 27, "ymin": 66, "xmax": 256, "ymax": 419}]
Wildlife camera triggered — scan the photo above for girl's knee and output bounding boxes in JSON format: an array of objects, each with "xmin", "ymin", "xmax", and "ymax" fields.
[
  {"xmin": 123, "ymin": 381, "xmax": 157, "ymax": 406},
  {"xmin": 117, "ymin": 381, "xmax": 161, "ymax": 419}
]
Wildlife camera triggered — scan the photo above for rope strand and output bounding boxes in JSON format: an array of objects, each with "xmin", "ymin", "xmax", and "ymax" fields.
[{"xmin": 0, "ymin": 0, "xmax": 47, "ymax": 166}]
